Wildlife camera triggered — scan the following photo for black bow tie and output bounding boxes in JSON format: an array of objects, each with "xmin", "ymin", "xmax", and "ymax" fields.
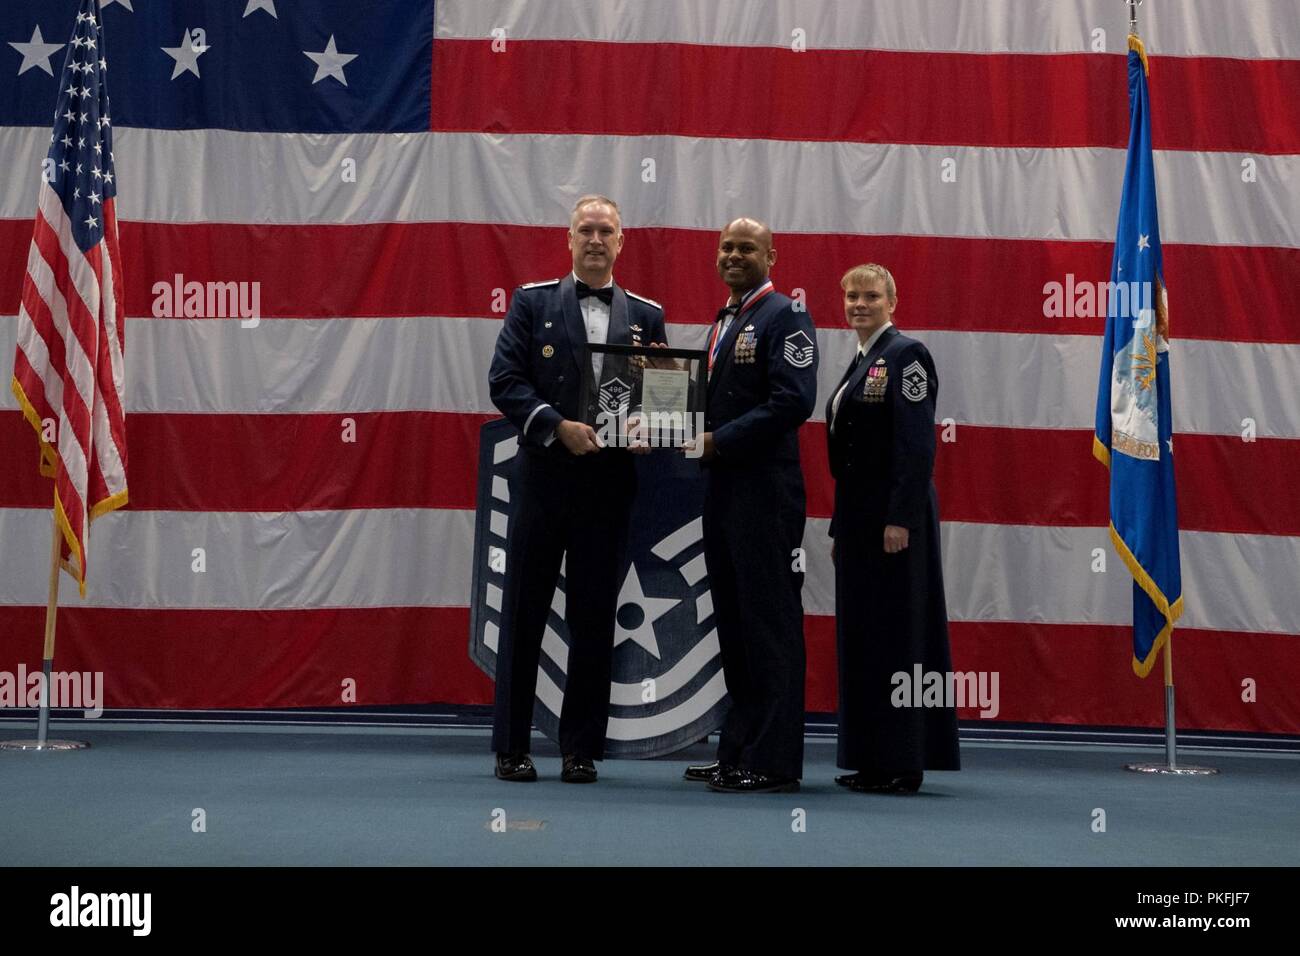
[
  {"xmin": 576, "ymin": 281, "xmax": 613, "ymax": 305},
  {"xmin": 717, "ymin": 304, "xmax": 739, "ymax": 324}
]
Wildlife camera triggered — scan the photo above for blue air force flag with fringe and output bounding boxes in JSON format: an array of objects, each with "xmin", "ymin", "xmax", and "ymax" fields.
[{"xmin": 1093, "ymin": 36, "xmax": 1183, "ymax": 678}]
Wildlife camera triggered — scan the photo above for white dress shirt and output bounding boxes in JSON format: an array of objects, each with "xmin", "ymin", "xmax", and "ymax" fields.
[
  {"xmin": 577, "ymin": 271, "xmax": 613, "ymax": 380},
  {"xmin": 544, "ymin": 274, "xmax": 614, "ymax": 447}
]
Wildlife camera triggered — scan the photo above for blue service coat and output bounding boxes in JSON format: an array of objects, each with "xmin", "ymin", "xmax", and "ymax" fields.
[
  {"xmin": 489, "ymin": 274, "xmax": 667, "ymax": 447},
  {"xmin": 825, "ymin": 326, "xmax": 960, "ymax": 774}
]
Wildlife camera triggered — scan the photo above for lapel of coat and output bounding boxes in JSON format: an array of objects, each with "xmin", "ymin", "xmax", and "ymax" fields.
[
  {"xmin": 608, "ymin": 286, "xmax": 631, "ymax": 346},
  {"xmin": 558, "ymin": 274, "xmax": 586, "ymax": 375},
  {"xmin": 707, "ymin": 300, "xmax": 754, "ymax": 398},
  {"xmin": 832, "ymin": 327, "xmax": 898, "ymax": 426}
]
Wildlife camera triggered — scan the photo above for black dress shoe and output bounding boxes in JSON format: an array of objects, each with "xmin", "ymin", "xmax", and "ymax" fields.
[
  {"xmin": 834, "ymin": 772, "xmax": 862, "ymax": 788},
  {"xmin": 561, "ymin": 754, "xmax": 597, "ymax": 784},
  {"xmin": 495, "ymin": 752, "xmax": 537, "ymax": 782},
  {"xmin": 846, "ymin": 772, "xmax": 923, "ymax": 794},
  {"xmin": 707, "ymin": 769, "xmax": 800, "ymax": 793},
  {"xmin": 683, "ymin": 760, "xmax": 734, "ymax": 783}
]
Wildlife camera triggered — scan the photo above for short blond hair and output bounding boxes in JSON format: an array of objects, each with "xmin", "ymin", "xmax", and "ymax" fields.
[
  {"xmin": 841, "ymin": 263, "xmax": 896, "ymax": 303},
  {"xmin": 571, "ymin": 194, "xmax": 622, "ymax": 230}
]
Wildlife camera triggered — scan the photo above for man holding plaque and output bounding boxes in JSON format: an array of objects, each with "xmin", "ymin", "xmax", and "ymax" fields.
[
  {"xmin": 487, "ymin": 195, "xmax": 667, "ymax": 783},
  {"xmin": 683, "ymin": 218, "xmax": 818, "ymax": 793}
]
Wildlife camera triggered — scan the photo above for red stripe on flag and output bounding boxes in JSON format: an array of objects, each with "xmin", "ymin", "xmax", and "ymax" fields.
[
  {"xmin": 0, "ymin": 411, "xmax": 489, "ymax": 511},
  {"xmin": 2, "ymin": 411, "xmax": 1295, "ymax": 537},
  {"xmin": 429, "ymin": 41, "xmax": 1300, "ymax": 154},
  {"xmin": 0, "ymin": 221, "xmax": 1286, "ymax": 343},
  {"xmin": 0, "ymin": 606, "xmax": 1291, "ymax": 732},
  {"xmin": 798, "ymin": 424, "xmax": 1300, "ymax": 535},
  {"xmin": 805, "ymin": 616, "xmax": 1300, "ymax": 733},
  {"xmin": 0, "ymin": 605, "xmax": 493, "ymax": 709}
]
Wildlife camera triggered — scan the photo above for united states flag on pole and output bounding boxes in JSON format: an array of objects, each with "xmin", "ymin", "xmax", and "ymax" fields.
[{"xmin": 10, "ymin": 0, "xmax": 128, "ymax": 596}]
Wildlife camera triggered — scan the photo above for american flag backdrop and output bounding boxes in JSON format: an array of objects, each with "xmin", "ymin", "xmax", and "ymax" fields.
[{"xmin": 0, "ymin": 1, "xmax": 1297, "ymax": 734}]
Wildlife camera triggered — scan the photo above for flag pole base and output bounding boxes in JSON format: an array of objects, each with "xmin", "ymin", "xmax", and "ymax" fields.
[
  {"xmin": 0, "ymin": 739, "xmax": 89, "ymax": 752},
  {"xmin": 1123, "ymin": 762, "xmax": 1218, "ymax": 775}
]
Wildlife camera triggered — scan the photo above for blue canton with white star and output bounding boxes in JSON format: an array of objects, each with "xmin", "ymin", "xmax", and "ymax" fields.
[
  {"xmin": 2, "ymin": 0, "xmax": 433, "ymax": 132},
  {"xmin": 43, "ymin": 0, "xmax": 116, "ymax": 254}
]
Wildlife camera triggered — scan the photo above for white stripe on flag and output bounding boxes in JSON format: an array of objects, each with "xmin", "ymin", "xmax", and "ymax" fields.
[
  {"xmin": 436, "ymin": 0, "xmax": 1300, "ymax": 60},
  {"xmin": 0, "ymin": 128, "xmax": 1296, "ymax": 248},
  {"xmin": 6, "ymin": 317, "xmax": 1297, "ymax": 441}
]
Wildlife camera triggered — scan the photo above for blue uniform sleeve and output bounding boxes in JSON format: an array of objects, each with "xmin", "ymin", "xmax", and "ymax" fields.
[
  {"xmin": 885, "ymin": 342, "xmax": 938, "ymax": 528},
  {"xmin": 648, "ymin": 306, "xmax": 668, "ymax": 346},
  {"xmin": 488, "ymin": 288, "xmax": 564, "ymax": 443},
  {"xmin": 712, "ymin": 303, "xmax": 817, "ymax": 459}
]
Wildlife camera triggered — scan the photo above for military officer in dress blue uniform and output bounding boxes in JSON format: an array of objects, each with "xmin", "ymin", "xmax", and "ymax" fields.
[
  {"xmin": 487, "ymin": 195, "xmax": 667, "ymax": 783},
  {"xmin": 682, "ymin": 218, "xmax": 818, "ymax": 794},
  {"xmin": 825, "ymin": 263, "xmax": 960, "ymax": 794}
]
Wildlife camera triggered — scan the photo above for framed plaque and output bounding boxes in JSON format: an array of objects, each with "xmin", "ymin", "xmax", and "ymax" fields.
[{"xmin": 578, "ymin": 343, "xmax": 708, "ymax": 449}]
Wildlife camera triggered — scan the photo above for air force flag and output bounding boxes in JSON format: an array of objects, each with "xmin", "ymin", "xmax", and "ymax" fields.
[{"xmin": 1093, "ymin": 35, "xmax": 1184, "ymax": 677}]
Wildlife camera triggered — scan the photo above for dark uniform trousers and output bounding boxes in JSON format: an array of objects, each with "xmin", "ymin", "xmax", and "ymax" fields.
[
  {"xmin": 491, "ymin": 446, "xmax": 635, "ymax": 759},
  {"xmin": 487, "ymin": 274, "xmax": 666, "ymax": 759},
  {"xmin": 698, "ymin": 285, "xmax": 817, "ymax": 782},
  {"xmin": 704, "ymin": 462, "xmax": 807, "ymax": 780}
]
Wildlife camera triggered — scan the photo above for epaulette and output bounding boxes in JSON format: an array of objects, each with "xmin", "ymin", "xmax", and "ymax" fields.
[
  {"xmin": 626, "ymin": 290, "xmax": 663, "ymax": 310},
  {"xmin": 519, "ymin": 278, "xmax": 561, "ymax": 290}
]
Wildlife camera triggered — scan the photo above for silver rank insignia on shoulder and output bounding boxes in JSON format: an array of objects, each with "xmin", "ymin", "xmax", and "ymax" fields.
[
  {"xmin": 901, "ymin": 359, "xmax": 928, "ymax": 402},
  {"xmin": 626, "ymin": 291, "xmax": 663, "ymax": 310},
  {"xmin": 521, "ymin": 278, "xmax": 561, "ymax": 290},
  {"xmin": 783, "ymin": 330, "xmax": 815, "ymax": 368}
]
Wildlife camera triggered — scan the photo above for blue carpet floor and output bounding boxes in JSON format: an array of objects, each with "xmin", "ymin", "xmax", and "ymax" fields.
[{"xmin": 1, "ymin": 724, "xmax": 1296, "ymax": 866}]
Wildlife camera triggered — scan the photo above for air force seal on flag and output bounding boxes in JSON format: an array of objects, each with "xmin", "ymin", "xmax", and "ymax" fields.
[
  {"xmin": 598, "ymin": 376, "xmax": 632, "ymax": 417},
  {"xmin": 783, "ymin": 329, "xmax": 815, "ymax": 368},
  {"xmin": 468, "ymin": 420, "xmax": 729, "ymax": 757},
  {"xmin": 901, "ymin": 359, "xmax": 928, "ymax": 402}
]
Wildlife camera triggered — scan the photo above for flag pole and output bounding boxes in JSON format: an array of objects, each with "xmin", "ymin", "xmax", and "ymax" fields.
[
  {"xmin": 1163, "ymin": 634, "xmax": 1175, "ymax": 769},
  {"xmin": 1108, "ymin": 0, "xmax": 1215, "ymax": 778},
  {"xmin": 35, "ymin": 506, "xmax": 62, "ymax": 746},
  {"xmin": 0, "ymin": 500, "xmax": 89, "ymax": 752}
]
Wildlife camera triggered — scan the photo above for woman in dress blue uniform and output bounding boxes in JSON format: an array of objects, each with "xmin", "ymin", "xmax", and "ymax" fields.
[{"xmin": 825, "ymin": 264, "xmax": 960, "ymax": 794}]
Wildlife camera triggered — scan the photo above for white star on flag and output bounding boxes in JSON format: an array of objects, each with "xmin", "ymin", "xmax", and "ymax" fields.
[
  {"xmin": 163, "ymin": 29, "xmax": 209, "ymax": 80},
  {"xmin": 10, "ymin": 25, "xmax": 65, "ymax": 76},
  {"xmin": 100, "ymin": 0, "xmax": 134, "ymax": 11},
  {"xmin": 304, "ymin": 35, "xmax": 358, "ymax": 86},
  {"xmin": 244, "ymin": 0, "xmax": 278, "ymax": 18},
  {"xmin": 613, "ymin": 564, "xmax": 680, "ymax": 659},
  {"xmin": 1137, "ymin": 233, "xmax": 1150, "ymax": 251}
]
